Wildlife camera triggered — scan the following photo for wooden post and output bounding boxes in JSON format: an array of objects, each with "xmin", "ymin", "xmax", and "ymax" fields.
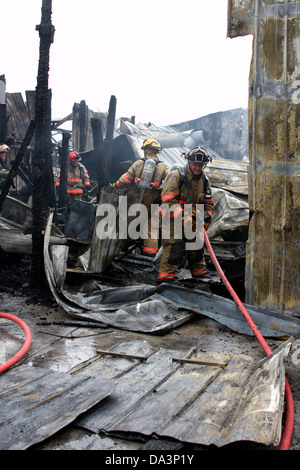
[
  {"xmin": 104, "ymin": 95, "xmax": 117, "ymax": 185},
  {"xmin": 31, "ymin": 0, "xmax": 55, "ymax": 286},
  {"xmin": 58, "ymin": 132, "xmax": 71, "ymax": 210},
  {"xmin": 0, "ymin": 75, "xmax": 6, "ymax": 144},
  {"xmin": 79, "ymin": 99, "xmax": 87, "ymax": 152},
  {"xmin": 91, "ymin": 117, "xmax": 105, "ymax": 196}
]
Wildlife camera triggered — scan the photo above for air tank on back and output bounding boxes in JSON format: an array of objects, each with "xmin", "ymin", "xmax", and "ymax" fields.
[{"xmin": 139, "ymin": 158, "xmax": 156, "ymax": 188}]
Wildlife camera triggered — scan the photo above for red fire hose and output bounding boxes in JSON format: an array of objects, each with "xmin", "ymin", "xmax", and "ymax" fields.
[
  {"xmin": 204, "ymin": 230, "xmax": 294, "ymax": 450},
  {"xmin": 0, "ymin": 312, "xmax": 32, "ymax": 373}
]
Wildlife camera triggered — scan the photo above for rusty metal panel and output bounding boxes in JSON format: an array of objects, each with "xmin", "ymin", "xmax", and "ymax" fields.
[
  {"xmin": 228, "ymin": 0, "xmax": 300, "ymax": 315},
  {"xmin": 227, "ymin": 0, "xmax": 255, "ymax": 38}
]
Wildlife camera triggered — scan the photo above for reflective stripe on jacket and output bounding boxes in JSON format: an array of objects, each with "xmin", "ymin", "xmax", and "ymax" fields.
[{"xmin": 56, "ymin": 163, "xmax": 90, "ymax": 193}]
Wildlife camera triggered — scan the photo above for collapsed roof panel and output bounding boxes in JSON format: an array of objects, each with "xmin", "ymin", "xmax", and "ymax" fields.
[
  {"xmin": 0, "ymin": 365, "xmax": 113, "ymax": 450},
  {"xmin": 75, "ymin": 339, "xmax": 292, "ymax": 448},
  {"xmin": 0, "ymin": 338, "xmax": 292, "ymax": 449},
  {"xmin": 112, "ymin": 119, "xmax": 249, "ymax": 197}
]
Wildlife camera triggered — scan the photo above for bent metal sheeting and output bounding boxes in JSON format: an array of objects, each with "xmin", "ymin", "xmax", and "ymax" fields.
[
  {"xmin": 44, "ymin": 211, "xmax": 300, "ymax": 338},
  {"xmin": 75, "ymin": 339, "xmax": 292, "ymax": 448},
  {"xmin": 0, "ymin": 339, "xmax": 292, "ymax": 449}
]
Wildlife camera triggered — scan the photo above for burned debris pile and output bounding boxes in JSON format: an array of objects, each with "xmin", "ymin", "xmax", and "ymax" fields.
[
  {"xmin": 1, "ymin": 90, "xmax": 249, "ymax": 287},
  {"xmin": 2, "ymin": 92, "xmax": 299, "ymax": 339},
  {"xmin": 0, "ymin": 91, "xmax": 264, "ymax": 340}
]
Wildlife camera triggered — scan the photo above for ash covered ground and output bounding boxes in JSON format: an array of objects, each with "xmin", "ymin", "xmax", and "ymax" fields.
[{"xmin": 0, "ymin": 251, "xmax": 55, "ymax": 308}]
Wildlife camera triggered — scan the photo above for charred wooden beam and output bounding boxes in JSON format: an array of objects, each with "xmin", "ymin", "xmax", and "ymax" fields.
[
  {"xmin": 57, "ymin": 132, "xmax": 71, "ymax": 210},
  {"xmin": 91, "ymin": 117, "xmax": 105, "ymax": 195},
  {"xmin": 31, "ymin": 0, "xmax": 55, "ymax": 287},
  {"xmin": 104, "ymin": 95, "xmax": 117, "ymax": 186},
  {"xmin": 79, "ymin": 100, "xmax": 87, "ymax": 152},
  {"xmin": 44, "ymin": 89, "xmax": 56, "ymax": 211},
  {"xmin": 0, "ymin": 75, "xmax": 7, "ymax": 143}
]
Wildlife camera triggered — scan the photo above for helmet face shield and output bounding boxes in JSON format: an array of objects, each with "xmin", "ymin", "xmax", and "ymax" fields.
[
  {"xmin": 193, "ymin": 153, "xmax": 207, "ymax": 164},
  {"xmin": 185, "ymin": 147, "xmax": 211, "ymax": 164}
]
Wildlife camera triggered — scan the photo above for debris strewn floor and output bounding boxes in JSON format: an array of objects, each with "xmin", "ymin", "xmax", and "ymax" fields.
[{"xmin": 0, "ymin": 254, "xmax": 299, "ymax": 451}]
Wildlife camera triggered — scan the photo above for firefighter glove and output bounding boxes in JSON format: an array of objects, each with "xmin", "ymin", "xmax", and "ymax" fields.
[
  {"xmin": 204, "ymin": 211, "xmax": 212, "ymax": 230},
  {"xmin": 182, "ymin": 211, "xmax": 196, "ymax": 230}
]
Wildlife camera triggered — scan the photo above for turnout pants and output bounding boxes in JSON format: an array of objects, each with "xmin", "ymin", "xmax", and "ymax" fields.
[
  {"xmin": 158, "ymin": 219, "xmax": 206, "ymax": 281},
  {"xmin": 142, "ymin": 213, "xmax": 159, "ymax": 256}
]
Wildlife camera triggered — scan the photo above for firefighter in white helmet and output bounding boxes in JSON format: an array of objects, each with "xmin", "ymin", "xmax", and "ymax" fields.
[{"xmin": 0, "ymin": 144, "xmax": 10, "ymax": 188}]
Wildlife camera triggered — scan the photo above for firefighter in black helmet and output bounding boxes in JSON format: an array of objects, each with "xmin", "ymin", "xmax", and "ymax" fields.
[{"xmin": 158, "ymin": 146, "xmax": 214, "ymax": 283}]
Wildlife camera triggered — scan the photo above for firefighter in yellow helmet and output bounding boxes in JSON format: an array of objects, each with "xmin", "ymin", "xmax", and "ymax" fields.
[
  {"xmin": 56, "ymin": 151, "xmax": 91, "ymax": 205},
  {"xmin": 111, "ymin": 139, "xmax": 169, "ymax": 189},
  {"xmin": 110, "ymin": 138, "xmax": 169, "ymax": 256}
]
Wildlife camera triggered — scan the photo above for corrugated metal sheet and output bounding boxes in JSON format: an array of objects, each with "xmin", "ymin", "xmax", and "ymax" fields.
[
  {"xmin": 169, "ymin": 107, "xmax": 249, "ymax": 161},
  {"xmin": 0, "ymin": 365, "xmax": 112, "ymax": 450},
  {"xmin": 44, "ymin": 211, "xmax": 194, "ymax": 334},
  {"xmin": 75, "ymin": 339, "xmax": 292, "ymax": 448},
  {"xmin": 0, "ymin": 338, "xmax": 292, "ymax": 449},
  {"xmin": 119, "ymin": 119, "xmax": 225, "ymax": 169},
  {"xmin": 88, "ymin": 185, "xmax": 161, "ymax": 273}
]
